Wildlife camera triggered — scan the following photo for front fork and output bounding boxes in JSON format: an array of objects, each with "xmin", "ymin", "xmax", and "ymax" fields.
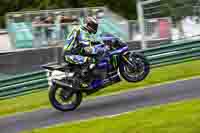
[{"xmin": 121, "ymin": 54, "xmax": 137, "ymax": 69}]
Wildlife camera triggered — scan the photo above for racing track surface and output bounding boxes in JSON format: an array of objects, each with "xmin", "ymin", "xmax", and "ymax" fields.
[{"xmin": 0, "ymin": 77, "xmax": 200, "ymax": 133}]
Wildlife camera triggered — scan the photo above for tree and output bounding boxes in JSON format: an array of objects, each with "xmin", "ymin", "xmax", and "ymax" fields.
[
  {"xmin": 0, "ymin": 0, "xmax": 138, "ymax": 28},
  {"xmin": 166, "ymin": 0, "xmax": 197, "ymax": 37},
  {"xmin": 167, "ymin": 0, "xmax": 196, "ymax": 21},
  {"xmin": 79, "ymin": 0, "xmax": 137, "ymax": 19}
]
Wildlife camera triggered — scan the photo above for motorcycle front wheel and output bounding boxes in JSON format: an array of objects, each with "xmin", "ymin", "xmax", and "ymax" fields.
[
  {"xmin": 49, "ymin": 84, "xmax": 82, "ymax": 111},
  {"xmin": 119, "ymin": 52, "xmax": 150, "ymax": 82}
]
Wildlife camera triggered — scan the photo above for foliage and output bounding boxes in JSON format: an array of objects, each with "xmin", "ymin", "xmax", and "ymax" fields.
[
  {"xmin": 0, "ymin": 0, "xmax": 198, "ymax": 28},
  {"xmin": 0, "ymin": 0, "xmax": 137, "ymax": 28},
  {"xmin": 166, "ymin": 0, "xmax": 197, "ymax": 21}
]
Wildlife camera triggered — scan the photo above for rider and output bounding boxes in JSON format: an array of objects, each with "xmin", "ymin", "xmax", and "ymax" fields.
[{"xmin": 63, "ymin": 16, "xmax": 108, "ymax": 77}]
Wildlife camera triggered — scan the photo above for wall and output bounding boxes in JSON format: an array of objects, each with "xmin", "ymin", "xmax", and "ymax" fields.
[
  {"xmin": 0, "ymin": 46, "xmax": 62, "ymax": 74},
  {"xmin": 0, "ymin": 39, "xmax": 170, "ymax": 75}
]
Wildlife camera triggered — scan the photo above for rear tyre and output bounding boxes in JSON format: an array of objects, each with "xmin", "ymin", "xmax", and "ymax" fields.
[{"xmin": 49, "ymin": 84, "xmax": 82, "ymax": 111}]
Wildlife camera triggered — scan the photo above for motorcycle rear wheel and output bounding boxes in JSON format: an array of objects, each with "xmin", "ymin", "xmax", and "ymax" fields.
[{"xmin": 49, "ymin": 84, "xmax": 82, "ymax": 111}]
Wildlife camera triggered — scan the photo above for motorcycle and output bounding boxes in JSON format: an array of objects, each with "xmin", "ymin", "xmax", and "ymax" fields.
[{"xmin": 43, "ymin": 33, "xmax": 150, "ymax": 111}]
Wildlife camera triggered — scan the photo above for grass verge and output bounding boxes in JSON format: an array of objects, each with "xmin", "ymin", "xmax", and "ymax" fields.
[
  {"xmin": 23, "ymin": 98, "xmax": 200, "ymax": 133},
  {"xmin": 0, "ymin": 60, "xmax": 200, "ymax": 117}
]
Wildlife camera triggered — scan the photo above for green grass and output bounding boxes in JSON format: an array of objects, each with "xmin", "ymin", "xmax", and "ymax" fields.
[
  {"xmin": 0, "ymin": 60, "xmax": 200, "ymax": 117},
  {"xmin": 23, "ymin": 98, "xmax": 200, "ymax": 133}
]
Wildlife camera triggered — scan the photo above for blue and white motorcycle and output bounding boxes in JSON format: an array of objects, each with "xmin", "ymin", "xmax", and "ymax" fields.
[{"xmin": 43, "ymin": 34, "xmax": 150, "ymax": 111}]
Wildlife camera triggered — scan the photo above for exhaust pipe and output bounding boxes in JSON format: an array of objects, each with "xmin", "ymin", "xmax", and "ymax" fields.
[{"xmin": 52, "ymin": 79, "xmax": 78, "ymax": 92}]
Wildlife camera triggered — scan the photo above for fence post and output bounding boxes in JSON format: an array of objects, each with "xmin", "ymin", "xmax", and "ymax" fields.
[{"xmin": 137, "ymin": 0, "xmax": 147, "ymax": 49}]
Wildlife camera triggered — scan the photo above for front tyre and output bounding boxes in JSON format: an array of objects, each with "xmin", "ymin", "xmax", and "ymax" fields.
[
  {"xmin": 49, "ymin": 84, "xmax": 82, "ymax": 111},
  {"xmin": 119, "ymin": 52, "xmax": 150, "ymax": 82}
]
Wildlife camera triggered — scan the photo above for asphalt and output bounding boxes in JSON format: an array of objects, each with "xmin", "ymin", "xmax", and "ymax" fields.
[{"xmin": 0, "ymin": 77, "xmax": 200, "ymax": 133}]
